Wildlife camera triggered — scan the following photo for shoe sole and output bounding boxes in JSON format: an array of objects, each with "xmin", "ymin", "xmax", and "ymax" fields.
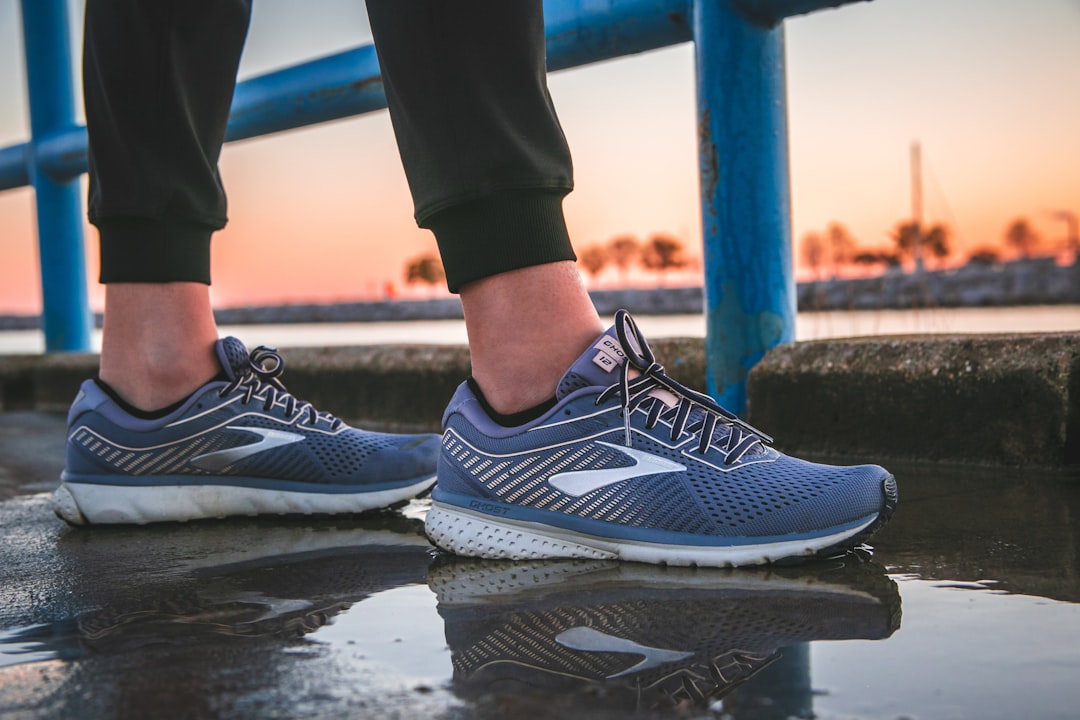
[
  {"xmin": 54, "ymin": 475, "xmax": 437, "ymax": 526},
  {"xmin": 424, "ymin": 473, "xmax": 898, "ymax": 568}
]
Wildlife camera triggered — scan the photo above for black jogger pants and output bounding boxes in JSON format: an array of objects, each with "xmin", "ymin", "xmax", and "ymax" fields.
[{"xmin": 84, "ymin": 0, "xmax": 576, "ymax": 291}]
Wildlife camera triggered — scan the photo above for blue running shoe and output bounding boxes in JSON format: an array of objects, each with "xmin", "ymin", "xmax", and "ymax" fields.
[
  {"xmin": 55, "ymin": 338, "xmax": 438, "ymax": 525},
  {"xmin": 425, "ymin": 310, "xmax": 898, "ymax": 567}
]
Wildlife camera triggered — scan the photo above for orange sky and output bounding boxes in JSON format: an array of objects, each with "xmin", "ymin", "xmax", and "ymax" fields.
[{"xmin": 0, "ymin": 0, "xmax": 1078, "ymax": 313}]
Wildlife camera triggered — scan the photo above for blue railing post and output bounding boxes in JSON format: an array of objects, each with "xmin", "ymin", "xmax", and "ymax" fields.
[
  {"xmin": 20, "ymin": 0, "xmax": 92, "ymax": 352},
  {"xmin": 693, "ymin": 0, "xmax": 795, "ymax": 416}
]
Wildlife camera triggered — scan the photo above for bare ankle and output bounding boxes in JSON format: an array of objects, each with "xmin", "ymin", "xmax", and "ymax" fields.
[
  {"xmin": 461, "ymin": 262, "xmax": 604, "ymax": 415},
  {"xmin": 99, "ymin": 283, "xmax": 220, "ymax": 411},
  {"xmin": 469, "ymin": 322, "xmax": 600, "ymax": 413},
  {"xmin": 99, "ymin": 347, "xmax": 219, "ymax": 411}
]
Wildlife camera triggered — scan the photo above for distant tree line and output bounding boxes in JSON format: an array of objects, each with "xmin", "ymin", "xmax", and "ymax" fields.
[
  {"xmin": 577, "ymin": 233, "xmax": 696, "ymax": 284},
  {"xmin": 402, "ymin": 233, "xmax": 696, "ymax": 290},
  {"xmin": 403, "ymin": 213, "xmax": 1069, "ymax": 288},
  {"xmin": 799, "ymin": 215, "xmax": 1062, "ymax": 278}
]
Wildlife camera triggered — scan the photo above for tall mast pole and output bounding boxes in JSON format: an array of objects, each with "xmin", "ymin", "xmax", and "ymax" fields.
[
  {"xmin": 1053, "ymin": 210, "xmax": 1078, "ymax": 263},
  {"xmin": 910, "ymin": 140, "xmax": 924, "ymax": 273}
]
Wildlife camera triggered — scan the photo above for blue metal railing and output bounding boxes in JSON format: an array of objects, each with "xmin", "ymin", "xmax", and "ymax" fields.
[
  {"xmin": 13, "ymin": 0, "xmax": 91, "ymax": 352},
  {"xmin": 1, "ymin": 0, "xmax": 868, "ymax": 414}
]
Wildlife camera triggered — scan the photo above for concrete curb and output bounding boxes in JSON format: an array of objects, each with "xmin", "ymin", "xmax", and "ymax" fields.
[
  {"xmin": 747, "ymin": 333, "xmax": 1080, "ymax": 468},
  {"xmin": 1, "ymin": 334, "xmax": 1075, "ymax": 467}
]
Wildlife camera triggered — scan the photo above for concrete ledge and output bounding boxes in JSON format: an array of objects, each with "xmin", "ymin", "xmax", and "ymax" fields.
[
  {"xmin": 0, "ymin": 352, "xmax": 98, "ymax": 416},
  {"xmin": 267, "ymin": 345, "xmax": 472, "ymax": 433},
  {"xmin": 2, "ymin": 334, "xmax": 1076, "ymax": 467},
  {"xmin": 747, "ymin": 333, "xmax": 1080, "ymax": 467}
]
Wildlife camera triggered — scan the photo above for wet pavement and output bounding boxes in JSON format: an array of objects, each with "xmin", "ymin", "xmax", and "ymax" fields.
[{"xmin": 1, "ymin": 413, "xmax": 1079, "ymax": 719}]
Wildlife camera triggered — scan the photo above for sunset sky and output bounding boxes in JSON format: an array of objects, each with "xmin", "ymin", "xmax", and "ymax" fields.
[{"xmin": 0, "ymin": 0, "xmax": 1078, "ymax": 312}]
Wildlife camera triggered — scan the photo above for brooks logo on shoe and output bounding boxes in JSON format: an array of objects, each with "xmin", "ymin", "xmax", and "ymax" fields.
[
  {"xmin": 548, "ymin": 441, "xmax": 685, "ymax": 497},
  {"xmin": 189, "ymin": 426, "xmax": 305, "ymax": 471}
]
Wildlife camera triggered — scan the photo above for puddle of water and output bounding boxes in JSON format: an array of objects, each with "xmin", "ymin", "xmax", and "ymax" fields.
[
  {"xmin": 811, "ymin": 578, "xmax": 1080, "ymax": 720},
  {"xmin": 0, "ymin": 624, "xmax": 61, "ymax": 669},
  {"xmin": 418, "ymin": 556, "xmax": 901, "ymax": 717},
  {"xmin": 0, "ymin": 463, "xmax": 1078, "ymax": 719},
  {"xmin": 317, "ymin": 583, "xmax": 451, "ymax": 689}
]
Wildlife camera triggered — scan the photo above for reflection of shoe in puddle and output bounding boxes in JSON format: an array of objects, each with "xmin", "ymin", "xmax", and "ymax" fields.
[
  {"xmin": 430, "ymin": 556, "xmax": 901, "ymax": 712},
  {"xmin": 3, "ymin": 517, "xmax": 432, "ymax": 661}
]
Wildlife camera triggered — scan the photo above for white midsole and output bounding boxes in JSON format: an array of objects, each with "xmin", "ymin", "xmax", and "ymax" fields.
[
  {"xmin": 424, "ymin": 501, "xmax": 876, "ymax": 568},
  {"xmin": 54, "ymin": 476, "xmax": 436, "ymax": 526}
]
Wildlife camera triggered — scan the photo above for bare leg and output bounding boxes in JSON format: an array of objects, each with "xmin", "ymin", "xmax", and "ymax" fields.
[
  {"xmin": 460, "ymin": 261, "xmax": 604, "ymax": 415},
  {"xmin": 98, "ymin": 283, "xmax": 219, "ymax": 410}
]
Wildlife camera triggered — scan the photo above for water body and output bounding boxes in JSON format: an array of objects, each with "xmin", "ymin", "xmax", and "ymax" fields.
[
  {"xmin": 0, "ymin": 462, "xmax": 1078, "ymax": 719},
  {"xmin": 0, "ymin": 305, "xmax": 1077, "ymax": 354}
]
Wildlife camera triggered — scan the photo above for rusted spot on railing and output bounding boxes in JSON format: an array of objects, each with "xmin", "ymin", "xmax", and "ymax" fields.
[{"xmin": 697, "ymin": 107, "xmax": 719, "ymax": 222}]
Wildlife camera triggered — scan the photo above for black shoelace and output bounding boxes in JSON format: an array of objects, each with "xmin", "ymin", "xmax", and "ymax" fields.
[
  {"xmin": 218, "ymin": 346, "xmax": 342, "ymax": 430},
  {"xmin": 596, "ymin": 310, "xmax": 772, "ymax": 465}
]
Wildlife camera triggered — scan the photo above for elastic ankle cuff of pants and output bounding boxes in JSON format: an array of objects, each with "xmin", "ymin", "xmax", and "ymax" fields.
[
  {"xmin": 424, "ymin": 190, "xmax": 576, "ymax": 293},
  {"xmin": 96, "ymin": 218, "xmax": 215, "ymax": 284}
]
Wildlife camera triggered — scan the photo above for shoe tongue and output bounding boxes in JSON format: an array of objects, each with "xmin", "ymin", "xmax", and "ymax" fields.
[
  {"xmin": 555, "ymin": 326, "xmax": 629, "ymax": 400},
  {"xmin": 214, "ymin": 337, "xmax": 251, "ymax": 382}
]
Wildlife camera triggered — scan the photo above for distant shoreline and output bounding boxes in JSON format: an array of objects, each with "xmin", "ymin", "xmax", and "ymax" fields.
[{"xmin": 1, "ymin": 257, "xmax": 1076, "ymax": 331}]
